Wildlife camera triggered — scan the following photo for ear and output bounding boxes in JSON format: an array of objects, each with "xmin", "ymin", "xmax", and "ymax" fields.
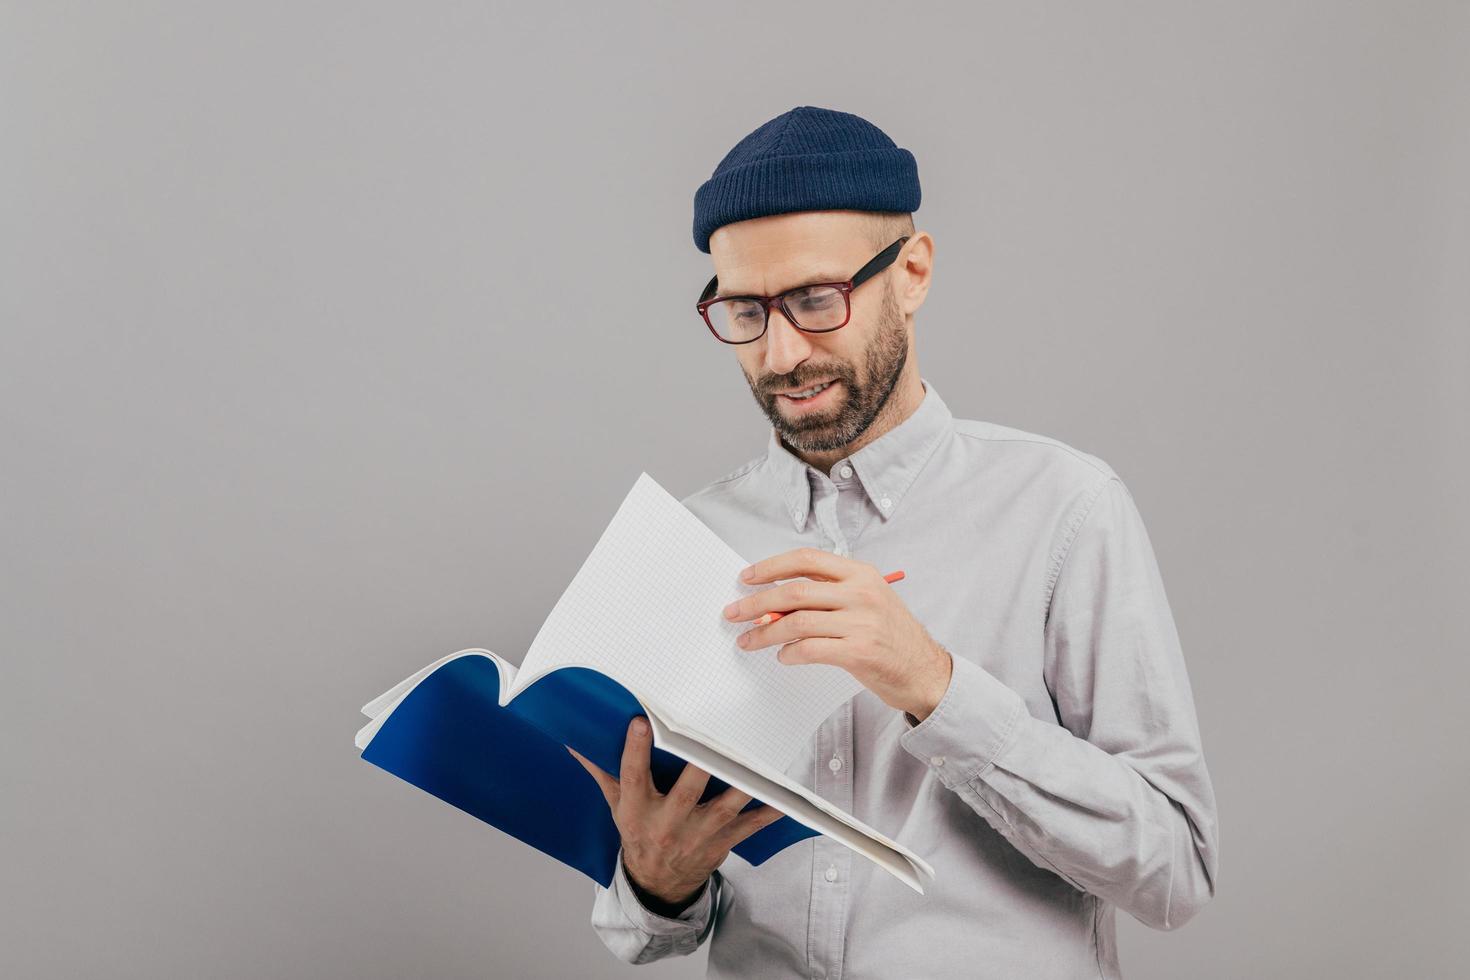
[{"xmin": 896, "ymin": 232, "xmax": 934, "ymax": 314}]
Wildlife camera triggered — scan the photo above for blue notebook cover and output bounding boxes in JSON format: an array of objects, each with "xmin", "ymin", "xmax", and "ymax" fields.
[{"xmin": 357, "ymin": 653, "xmax": 819, "ymax": 887}]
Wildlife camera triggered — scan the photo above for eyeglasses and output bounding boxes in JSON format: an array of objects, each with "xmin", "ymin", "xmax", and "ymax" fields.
[{"xmin": 696, "ymin": 237, "xmax": 909, "ymax": 345}]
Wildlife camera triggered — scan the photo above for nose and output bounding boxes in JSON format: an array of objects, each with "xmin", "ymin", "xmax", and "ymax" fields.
[{"xmin": 762, "ymin": 306, "xmax": 813, "ymax": 377}]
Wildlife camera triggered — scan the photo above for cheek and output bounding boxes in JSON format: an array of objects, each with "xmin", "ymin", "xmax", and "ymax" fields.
[{"xmin": 831, "ymin": 332, "xmax": 872, "ymax": 369}]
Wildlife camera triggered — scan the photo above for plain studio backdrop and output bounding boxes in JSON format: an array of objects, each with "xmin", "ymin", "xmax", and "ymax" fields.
[{"xmin": 3, "ymin": 3, "xmax": 1467, "ymax": 978}]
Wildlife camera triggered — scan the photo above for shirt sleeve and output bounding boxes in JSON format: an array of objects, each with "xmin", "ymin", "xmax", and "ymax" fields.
[
  {"xmin": 589, "ymin": 846, "xmax": 723, "ymax": 964},
  {"xmin": 898, "ymin": 475, "xmax": 1220, "ymax": 931}
]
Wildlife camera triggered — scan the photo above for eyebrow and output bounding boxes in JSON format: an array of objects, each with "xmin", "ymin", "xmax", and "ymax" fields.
[{"xmin": 716, "ymin": 272, "xmax": 845, "ymax": 300}]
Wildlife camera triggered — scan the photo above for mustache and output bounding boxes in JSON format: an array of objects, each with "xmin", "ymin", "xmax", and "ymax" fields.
[{"xmin": 760, "ymin": 371, "xmax": 851, "ymax": 395}]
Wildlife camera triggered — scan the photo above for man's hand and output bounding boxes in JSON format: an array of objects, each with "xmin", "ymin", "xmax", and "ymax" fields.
[
  {"xmin": 722, "ymin": 547, "xmax": 954, "ymax": 721},
  {"xmin": 566, "ymin": 717, "xmax": 786, "ymax": 908}
]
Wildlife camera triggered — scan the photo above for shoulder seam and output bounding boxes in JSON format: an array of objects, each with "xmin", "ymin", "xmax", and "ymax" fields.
[
  {"xmin": 687, "ymin": 455, "xmax": 763, "ymax": 499},
  {"xmin": 952, "ymin": 426, "xmax": 1114, "ymax": 479},
  {"xmin": 1042, "ymin": 476, "xmax": 1120, "ymax": 623}
]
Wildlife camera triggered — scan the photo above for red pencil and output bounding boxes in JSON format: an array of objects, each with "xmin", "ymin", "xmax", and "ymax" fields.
[{"xmin": 753, "ymin": 570, "xmax": 905, "ymax": 627}]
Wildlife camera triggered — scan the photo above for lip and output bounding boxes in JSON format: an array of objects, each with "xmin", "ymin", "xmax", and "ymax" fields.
[
  {"xmin": 777, "ymin": 379, "xmax": 840, "ymax": 409},
  {"xmin": 775, "ymin": 378, "xmax": 836, "ymax": 396}
]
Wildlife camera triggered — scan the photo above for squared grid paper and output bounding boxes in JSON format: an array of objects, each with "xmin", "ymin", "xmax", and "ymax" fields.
[{"xmin": 513, "ymin": 472, "xmax": 863, "ymax": 771}]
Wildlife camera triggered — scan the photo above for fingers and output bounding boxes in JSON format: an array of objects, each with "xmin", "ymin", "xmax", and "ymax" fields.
[
  {"xmin": 737, "ymin": 607, "xmax": 843, "ymax": 653},
  {"xmin": 572, "ymin": 733, "xmax": 786, "ymax": 871},
  {"xmin": 617, "ymin": 716, "xmax": 655, "ymax": 825},
  {"xmin": 662, "ymin": 759, "xmax": 713, "ymax": 821},
  {"xmin": 715, "ymin": 802, "xmax": 787, "ymax": 850},
  {"xmin": 693, "ymin": 783, "xmax": 754, "ymax": 831},
  {"xmin": 774, "ymin": 635, "xmax": 842, "ymax": 666},
  {"xmin": 723, "ymin": 579, "xmax": 845, "ymax": 625},
  {"xmin": 740, "ymin": 546, "xmax": 856, "ymax": 586},
  {"xmin": 566, "ymin": 745, "xmax": 620, "ymax": 811}
]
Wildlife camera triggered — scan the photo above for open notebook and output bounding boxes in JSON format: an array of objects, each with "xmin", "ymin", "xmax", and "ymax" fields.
[{"xmin": 355, "ymin": 471, "xmax": 935, "ymax": 894}]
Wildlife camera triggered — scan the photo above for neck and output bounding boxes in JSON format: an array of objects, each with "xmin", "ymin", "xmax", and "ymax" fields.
[{"xmin": 788, "ymin": 364, "xmax": 926, "ymax": 473}]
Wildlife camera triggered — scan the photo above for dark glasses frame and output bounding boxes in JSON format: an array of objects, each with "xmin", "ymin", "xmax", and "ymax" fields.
[{"xmin": 695, "ymin": 236, "xmax": 910, "ymax": 345}]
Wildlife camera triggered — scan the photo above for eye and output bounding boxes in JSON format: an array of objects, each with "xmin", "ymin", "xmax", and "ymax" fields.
[{"xmin": 790, "ymin": 286, "xmax": 841, "ymax": 311}]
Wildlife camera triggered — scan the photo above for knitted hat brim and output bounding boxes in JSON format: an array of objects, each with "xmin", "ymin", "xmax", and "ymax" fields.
[{"xmin": 693, "ymin": 147, "xmax": 920, "ymax": 253}]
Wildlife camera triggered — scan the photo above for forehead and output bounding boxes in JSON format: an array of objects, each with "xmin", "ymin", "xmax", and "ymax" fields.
[{"xmin": 709, "ymin": 211, "xmax": 876, "ymax": 295}]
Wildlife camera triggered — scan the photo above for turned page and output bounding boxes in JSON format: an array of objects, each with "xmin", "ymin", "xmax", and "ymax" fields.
[{"xmin": 509, "ymin": 472, "xmax": 863, "ymax": 772}]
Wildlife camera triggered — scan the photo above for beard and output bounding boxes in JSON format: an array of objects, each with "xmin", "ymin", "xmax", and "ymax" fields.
[{"xmin": 745, "ymin": 281, "xmax": 910, "ymax": 455}]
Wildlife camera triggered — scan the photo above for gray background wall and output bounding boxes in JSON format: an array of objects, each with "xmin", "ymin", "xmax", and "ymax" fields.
[{"xmin": 4, "ymin": 2, "xmax": 1466, "ymax": 977}]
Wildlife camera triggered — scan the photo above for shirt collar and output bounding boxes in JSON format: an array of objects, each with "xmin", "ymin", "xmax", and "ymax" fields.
[{"xmin": 763, "ymin": 377, "xmax": 954, "ymax": 532}]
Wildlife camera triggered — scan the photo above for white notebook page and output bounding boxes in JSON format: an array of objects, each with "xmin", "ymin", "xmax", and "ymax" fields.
[{"xmin": 511, "ymin": 471, "xmax": 864, "ymax": 771}]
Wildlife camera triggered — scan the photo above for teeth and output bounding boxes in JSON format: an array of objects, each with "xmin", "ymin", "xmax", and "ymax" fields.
[{"xmin": 787, "ymin": 381, "xmax": 832, "ymax": 400}]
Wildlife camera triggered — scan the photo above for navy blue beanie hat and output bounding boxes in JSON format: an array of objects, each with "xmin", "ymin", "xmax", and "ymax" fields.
[{"xmin": 692, "ymin": 105, "xmax": 921, "ymax": 253}]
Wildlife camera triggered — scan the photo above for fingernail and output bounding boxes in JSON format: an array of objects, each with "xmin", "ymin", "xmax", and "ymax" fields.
[
  {"xmin": 739, "ymin": 567, "xmax": 753, "ymax": 582},
  {"xmin": 723, "ymin": 602, "xmax": 739, "ymax": 619},
  {"xmin": 737, "ymin": 632, "xmax": 749, "ymax": 647},
  {"xmin": 632, "ymin": 718, "xmax": 647, "ymax": 735}
]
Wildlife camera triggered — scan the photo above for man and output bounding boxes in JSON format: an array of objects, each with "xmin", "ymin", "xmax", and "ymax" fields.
[{"xmin": 568, "ymin": 105, "xmax": 1219, "ymax": 978}]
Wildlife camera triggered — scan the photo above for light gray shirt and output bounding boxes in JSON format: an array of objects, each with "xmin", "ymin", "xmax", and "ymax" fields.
[{"xmin": 590, "ymin": 378, "xmax": 1219, "ymax": 979}]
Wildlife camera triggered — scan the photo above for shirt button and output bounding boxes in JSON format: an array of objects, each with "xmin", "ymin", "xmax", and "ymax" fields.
[
  {"xmin": 838, "ymin": 464, "xmax": 853, "ymax": 478},
  {"xmin": 827, "ymin": 756, "xmax": 843, "ymax": 772},
  {"xmin": 824, "ymin": 865, "xmax": 838, "ymax": 882},
  {"xmin": 880, "ymin": 497, "xmax": 892, "ymax": 509},
  {"xmin": 930, "ymin": 755, "xmax": 945, "ymax": 767}
]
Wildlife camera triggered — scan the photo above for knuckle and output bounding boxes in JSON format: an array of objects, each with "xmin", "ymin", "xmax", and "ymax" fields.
[
  {"xmin": 789, "ymin": 580, "xmax": 810, "ymax": 603},
  {"xmin": 726, "ymin": 799, "xmax": 758, "ymax": 822}
]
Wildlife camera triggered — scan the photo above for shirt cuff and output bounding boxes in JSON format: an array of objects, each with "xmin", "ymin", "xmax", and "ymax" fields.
[
  {"xmin": 610, "ymin": 849, "xmax": 715, "ymax": 937},
  {"xmin": 898, "ymin": 651, "xmax": 1027, "ymax": 788}
]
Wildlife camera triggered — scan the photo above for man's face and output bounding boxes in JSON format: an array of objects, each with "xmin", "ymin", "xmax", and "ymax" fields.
[{"xmin": 708, "ymin": 211, "xmax": 911, "ymax": 455}]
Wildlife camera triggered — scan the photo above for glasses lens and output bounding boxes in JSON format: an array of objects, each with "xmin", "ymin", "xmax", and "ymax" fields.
[
  {"xmin": 704, "ymin": 297, "xmax": 767, "ymax": 343},
  {"xmin": 784, "ymin": 285, "xmax": 848, "ymax": 330}
]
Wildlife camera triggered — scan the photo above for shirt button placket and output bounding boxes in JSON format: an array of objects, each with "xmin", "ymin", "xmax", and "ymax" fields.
[
  {"xmin": 808, "ymin": 699, "xmax": 855, "ymax": 980},
  {"xmin": 811, "ymin": 480, "xmax": 848, "ymax": 559},
  {"xmin": 832, "ymin": 702, "xmax": 856, "ymax": 979}
]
